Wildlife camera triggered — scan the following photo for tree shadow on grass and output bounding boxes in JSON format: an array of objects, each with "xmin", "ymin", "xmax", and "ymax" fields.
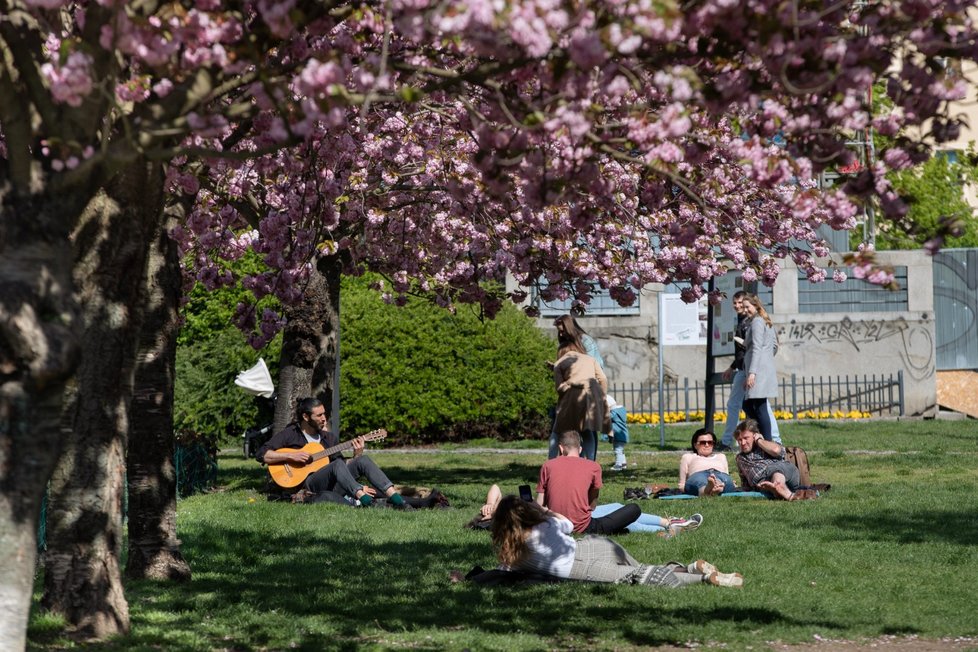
[
  {"xmin": 383, "ymin": 459, "xmax": 543, "ymax": 494},
  {"xmin": 828, "ymin": 508, "xmax": 978, "ymax": 546},
  {"xmin": 216, "ymin": 456, "xmax": 549, "ymax": 507},
  {"xmin": 54, "ymin": 515, "xmax": 850, "ymax": 652}
]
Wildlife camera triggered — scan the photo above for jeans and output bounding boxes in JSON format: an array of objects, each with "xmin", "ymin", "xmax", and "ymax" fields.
[
  {"xmin": 683, "ymin": 470, "xmax": 737, "ymax": 496},
  {"xmin": 613, "ymin": 443, "xmax": 626, "ymax": 467},
  {"xmin": 549, "ymin": 430, "xmax": 598, "ymax": 460},
  {"xmin": 743, "ymin": 398, "xmax": 774, "ymax": 442},
  {"xmin": 721, "ymin": 370, "xmax": 781, "ymax": 446},
  {"xmin": 305, "ymin": 455, "xmax": 394, "ymax": 497},
  {"xmin": 591, "ymin": 503, "xmax": 666, "ymax": 533},
  {"xmin": 585, "ymin": 502, "xmax": 641, "ymax": 535}
]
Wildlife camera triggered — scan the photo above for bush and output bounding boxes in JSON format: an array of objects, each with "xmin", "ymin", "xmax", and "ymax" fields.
[
  {"xmin": 175, "ymin": 327, "xmax": 280, "ymax": 449},
  {"xmin": 175, "ymin": 271, "xmax": 556, "ymax": 446},
  {"xmin": 339, "ymin": 276, "xmax": 555, "ymax": 443}
]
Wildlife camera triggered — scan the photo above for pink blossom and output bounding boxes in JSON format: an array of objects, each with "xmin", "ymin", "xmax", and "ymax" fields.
[{"xmin": 41, "ymin": 51, "xmax": 94, "ymax": 107}]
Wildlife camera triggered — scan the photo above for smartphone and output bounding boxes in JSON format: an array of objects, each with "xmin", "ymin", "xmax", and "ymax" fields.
[{"xmin": 518, "ymin": 484, "xmax": 533, "ymax": 502}]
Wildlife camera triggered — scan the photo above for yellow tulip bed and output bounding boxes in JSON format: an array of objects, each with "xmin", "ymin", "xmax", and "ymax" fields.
[{"xmin": 626, "ymin": 409, "xmax": 872, "ymax": 425}]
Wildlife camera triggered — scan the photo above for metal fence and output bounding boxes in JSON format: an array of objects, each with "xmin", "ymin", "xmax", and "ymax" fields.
[{"xmin": 609, "ymin": 371, "xmax": 904, "ymax": 418}]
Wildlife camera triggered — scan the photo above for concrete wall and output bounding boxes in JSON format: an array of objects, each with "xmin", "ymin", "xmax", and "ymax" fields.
[{"xmin": 520, "ymin": 250, "xmax": 937, "ymax": 416}]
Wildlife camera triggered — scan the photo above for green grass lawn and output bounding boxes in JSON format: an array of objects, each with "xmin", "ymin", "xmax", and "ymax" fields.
[{"xmin": 28, "ymin": 419, "xmax": 978, "ymax": 651}]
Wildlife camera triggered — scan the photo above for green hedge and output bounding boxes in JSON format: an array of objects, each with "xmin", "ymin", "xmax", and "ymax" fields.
[
  {"xmin": 176, "ymin": 273, "xmax": 555, "ymax": 446},
  {"xmin": 174, "ymin": 328, "xmax": 280, "ymax": 448},
  {"xmin": 339, "ymin": 277, "xmax": 554, "ymax": 443}
]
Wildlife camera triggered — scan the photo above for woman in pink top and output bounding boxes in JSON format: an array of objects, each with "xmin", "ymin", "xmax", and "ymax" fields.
[{"xmin": 678, "ymin": 428, "xmax": 737, "ymax": 496}]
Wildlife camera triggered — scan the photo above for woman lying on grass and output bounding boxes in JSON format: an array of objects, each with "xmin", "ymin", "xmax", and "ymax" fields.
[
  {"xmin": 490, "ymin": 495, "xmax": 743, "ymax": 588},
  {"xmin": 678, "ymin": 428, "xmax": 737, "ymax": 497}
]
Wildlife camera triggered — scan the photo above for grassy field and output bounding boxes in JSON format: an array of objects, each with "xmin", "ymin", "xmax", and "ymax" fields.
[{"xmin": 28, "ymin": 419, "xmax": 978, "ymax": 651}]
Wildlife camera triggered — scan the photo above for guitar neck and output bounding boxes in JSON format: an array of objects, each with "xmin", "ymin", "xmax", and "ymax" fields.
[
  {"xmin": 309, "ymin": 429, "xmax": 385, "ymax": 461},
  {"xmin": 311, "ymin": 439, "xmax": 355, "ymax": 461}
]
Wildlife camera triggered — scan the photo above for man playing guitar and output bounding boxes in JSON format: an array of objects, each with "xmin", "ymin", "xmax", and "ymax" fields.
[{"xmin": 258, "ymin": 397, "xmax": 409, "ymax": 508}]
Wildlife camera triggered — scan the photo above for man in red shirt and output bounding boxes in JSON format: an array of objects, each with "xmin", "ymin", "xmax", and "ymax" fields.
[{"xmin": 536, "ymin": 430, "xmax": 641, "ymax": 534}]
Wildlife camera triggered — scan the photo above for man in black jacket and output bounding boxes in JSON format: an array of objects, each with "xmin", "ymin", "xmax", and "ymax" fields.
[{"xmin": 258, "ymin": 397, "xmax": 408, "ymax": 508}]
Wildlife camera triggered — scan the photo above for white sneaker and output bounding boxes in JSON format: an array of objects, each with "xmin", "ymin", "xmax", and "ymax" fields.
[
  {"xmin": 668, "ymin": 513, "xmax": 704, "ymax": 531},
  {"xmin": 708, "ymin": 571, "xmax": 744, "ymax": 588}
]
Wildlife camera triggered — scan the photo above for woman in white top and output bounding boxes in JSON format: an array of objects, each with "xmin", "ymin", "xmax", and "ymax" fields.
[
  {"xmin": 490, "ymin": 495, "xmax": 743, "ymax": 587},
  {"xmin": 678, "ymin": 428, "xmax": 737, "ymax": 496}
]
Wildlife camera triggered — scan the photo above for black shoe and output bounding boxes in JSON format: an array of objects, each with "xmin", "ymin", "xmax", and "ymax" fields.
[{"xmin": 716, "ymin": 444, "xmax": 733, "ymax": 452}]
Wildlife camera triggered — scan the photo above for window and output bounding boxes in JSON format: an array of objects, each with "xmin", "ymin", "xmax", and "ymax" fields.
[
  {"xmin": 532, "ymin": 283, "xmax": 641, "ymax": 317},
  {"xmin": 798, "ymin": 267, "xmax": 908, "ymax": 313}
]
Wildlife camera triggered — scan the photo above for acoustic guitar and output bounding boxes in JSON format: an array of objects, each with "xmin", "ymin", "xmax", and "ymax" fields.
[{"xmin": 267, "ymin": 429, "xmax": 388, "ymax": 488}]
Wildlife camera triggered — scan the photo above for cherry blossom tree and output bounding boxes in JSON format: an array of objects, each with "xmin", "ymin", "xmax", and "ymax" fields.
[{"xmin": 2, "ymin": 0, "xmax": 976, "ymax": 648}]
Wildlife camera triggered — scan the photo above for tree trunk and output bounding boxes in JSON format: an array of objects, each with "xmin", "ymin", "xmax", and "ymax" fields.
[
  {"xmin": 125, "ymin": 207, "xmax": 190, "ymax": 581},
  {"xmin": 41, "ymin": 160, "xmax": 166, "ymax": 638},
  {"xmin": 0, "ymin": 192, "xmax": 83, "ymax": 651},
  {"xmin": 273, "ymin": 254, "xmax": 343, "ymax": 432}
]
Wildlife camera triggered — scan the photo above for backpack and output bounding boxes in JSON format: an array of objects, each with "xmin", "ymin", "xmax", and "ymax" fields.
[{"xmin": 784, "ymin": 446, "xmax": 811, "ymax": 487}]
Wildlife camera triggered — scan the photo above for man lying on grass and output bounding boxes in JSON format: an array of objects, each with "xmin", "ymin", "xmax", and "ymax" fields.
[
  {"xmin": 258, "ymin": 397, "xmax": 411, "ymax": 508},
  {"xmin": 734, "ymin": 418, "xmax": 801, "ymax": 500}
]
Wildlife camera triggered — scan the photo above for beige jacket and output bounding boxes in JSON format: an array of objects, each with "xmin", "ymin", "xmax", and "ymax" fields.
[{"xmin": 553, "ymin": 352, "xmax": 608, "ymax": 435}]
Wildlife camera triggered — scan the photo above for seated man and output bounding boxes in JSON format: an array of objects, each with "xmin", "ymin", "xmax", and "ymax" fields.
[
  {"xmin": 470, "ymin": 480, "xmax": 701, "ymax": 537},
  {"xmin": 537, "ymin": 430, "xmax": 701, "ymax": 535},
  {"xmin": 258, "ymin": 397, "xmax": 409, "ymax": 508},
  {"xmin": 733, "ymin": 418, "xmax": 800, "ymax": 500}
]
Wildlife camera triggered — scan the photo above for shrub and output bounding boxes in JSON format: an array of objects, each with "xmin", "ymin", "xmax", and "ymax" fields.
[
  {"xmin": 175, "ymin": 327, "xmax": 281, "ymax": 449},
  {"xmin": 175, "ymin": 273, "xmax": 555, "ymax": 446},
  {"xmin": 338, "ymin": 276, "xmax": 555, "ymax": 443}
]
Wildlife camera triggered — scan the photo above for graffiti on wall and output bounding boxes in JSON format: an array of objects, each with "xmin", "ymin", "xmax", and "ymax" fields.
[{"xmin": 778, "ymin": 316, "xmax": 934, "ymax": 380}]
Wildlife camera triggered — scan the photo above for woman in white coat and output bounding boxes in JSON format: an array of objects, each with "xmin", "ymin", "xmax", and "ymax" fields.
[{"xmin": 741, "ymin": 294, "xmax": 778, "ymax": 441}]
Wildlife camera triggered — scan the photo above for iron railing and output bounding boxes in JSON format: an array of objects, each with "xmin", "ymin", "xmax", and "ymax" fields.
[{"xmin": 609, "ymin": 371, "xmax": 904, "ymax": 418}]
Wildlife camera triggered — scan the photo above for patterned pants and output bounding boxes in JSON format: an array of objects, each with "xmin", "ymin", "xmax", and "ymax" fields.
[{"xmin": 567, "ymin": 536, "xmax": 702, "ymax": 587}]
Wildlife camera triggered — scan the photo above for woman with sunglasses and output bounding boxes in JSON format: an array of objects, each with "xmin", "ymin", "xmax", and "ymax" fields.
[{"xmin": 678, "ymin": 428, "xmax": 737, "ymax": 496}]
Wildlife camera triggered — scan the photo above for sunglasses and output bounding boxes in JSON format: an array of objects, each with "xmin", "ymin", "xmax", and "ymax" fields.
[{"xmin": 695, "ymin": 440, "xmax": 715, "ymax": 446}]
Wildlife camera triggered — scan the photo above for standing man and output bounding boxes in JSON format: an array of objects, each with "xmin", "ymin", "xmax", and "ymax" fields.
[
  {"xmin": 258, "ymin": 397, "xmax": 409, "ymax": 508},
  {"xmin": 719, "ymin": 292, "xmax": 781, "ymax": 450},
  {"xmin": 733, "ymin": 419, "xmax": 799, "ymax": 500}
]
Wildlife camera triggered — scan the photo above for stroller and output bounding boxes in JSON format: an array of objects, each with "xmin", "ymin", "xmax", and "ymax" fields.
[{"xmin": 234, "ymin": 358, "xmax": 276, "ymax": 459}]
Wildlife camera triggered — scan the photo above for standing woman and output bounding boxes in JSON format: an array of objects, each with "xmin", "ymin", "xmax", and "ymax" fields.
[
  {"xmin": 741, "ymin": 294, "xmax": 778, "ymax": 441},
  {"xmin": 552, "ymin": 342, "xmax": 607, "ymax": 461},
  {"xmin": 553, "ymin": 314, "xmax": 605, "ymax": 370}
]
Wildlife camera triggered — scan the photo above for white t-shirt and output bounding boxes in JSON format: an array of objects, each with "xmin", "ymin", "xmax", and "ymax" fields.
[{"xmin": 511, "ymin": 516, "xmax": 578, "ymax": 578}]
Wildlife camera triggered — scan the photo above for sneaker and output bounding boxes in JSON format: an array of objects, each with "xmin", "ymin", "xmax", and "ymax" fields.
[
  {"xmin": 668, "ymin": 513, "xmax": 704, "ymax": 531},
  {"xmin": 707, "ymin": 571, "xmax": 744, "ymax": 588},
  {"xmin": 689, "ymin": 559, "xmax": 717, "ymax": 575},
  {"xmin": 610, "ymin": 463, "xmax": 626, "ymax": 472},
  {"xmin": 716, "ymin": 443, "xmax": 733, "ymax": 452}
]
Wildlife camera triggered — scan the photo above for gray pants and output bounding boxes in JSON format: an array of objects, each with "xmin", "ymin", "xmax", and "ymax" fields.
[
  {"xmin": 760, "ymin": 460, "xmax": 801, "ymax": 490},
  {"xmin": 567, "ymin": 536, "xmax": 702, "ymax": 588},
  {"xmin": 305, "ymin": 455, "xmax": 394, "ymax": 497}
]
